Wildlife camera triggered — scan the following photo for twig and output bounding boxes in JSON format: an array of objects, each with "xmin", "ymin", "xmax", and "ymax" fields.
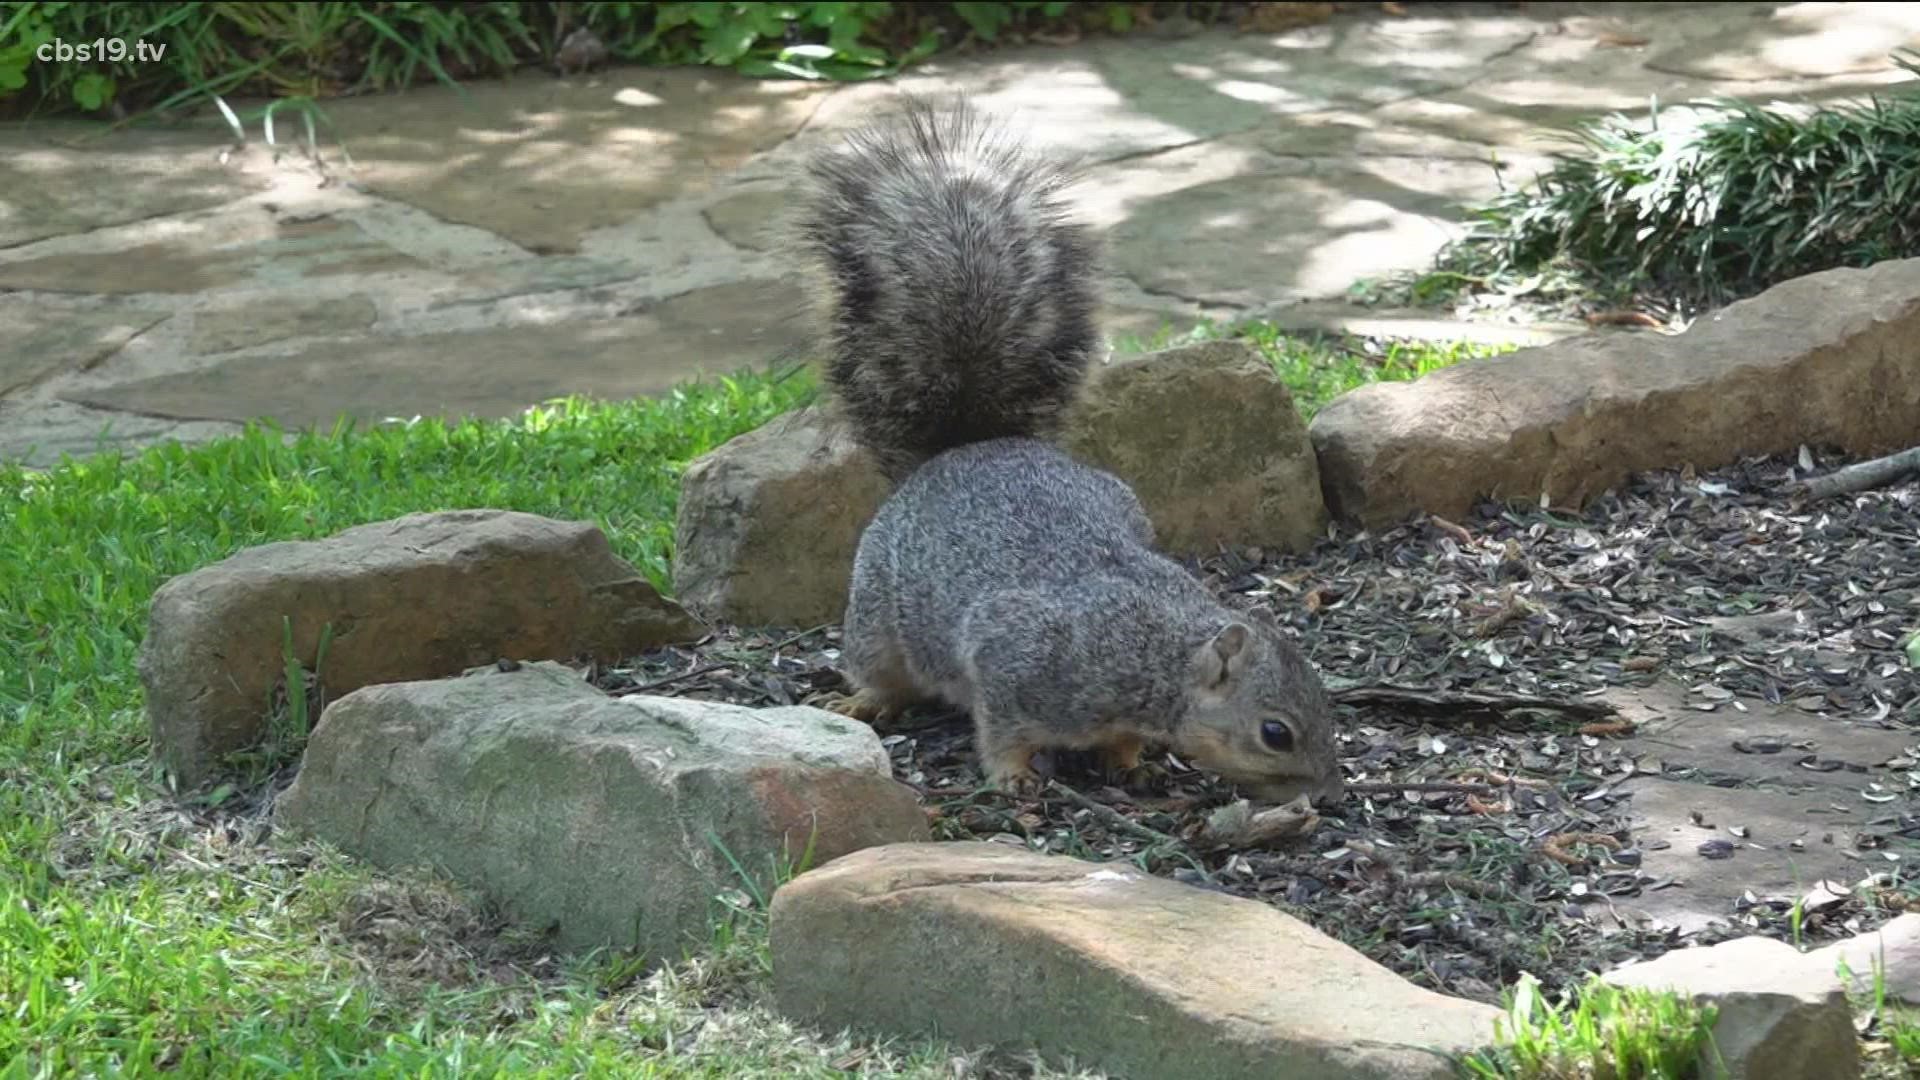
[
  {"xmin": 1330, "ymin": 684, "xmax": 1618, "ymax": 722},
  {"xmin": 769, "ymin": 624, "xmax": 834, "ymax": 652},
  {"xmin": 1795, "ymin": 446, "xmax": 1920, "ymax": 500},
  {"xmin": 627, "ymin": 661, "xmax": 730, "ymax": 694},
  {"xmin": 1046, "ymin": 780, "xmax": 1182, "ymax": 848},
  {"xmin": 1346, "ymin": 780, "xmax": 1501, "ymax": 797}
]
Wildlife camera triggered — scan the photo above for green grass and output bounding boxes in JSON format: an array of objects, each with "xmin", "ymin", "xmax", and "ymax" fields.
[
  {"xmin": 1461, "ymin": 974, "xmax": 1721, "ymax": 1080},
  {"xmin": 0, "ymin": 1, "xmax": 1193, "ymax": 120},
  {"xmin": 0, "ymin": 326, "xmax": 1504, "ymax": 1075},
  {"xmin": 1116, "ymin": 317, "xmax": 1519, "ymax": 417},
  {"xmin": 1414, "ymin": 50, "xmax": 1920, "ymax": 312}
]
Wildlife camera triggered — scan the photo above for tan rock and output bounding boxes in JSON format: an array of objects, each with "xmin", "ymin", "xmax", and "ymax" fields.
[
  {"xmin": 1309, "ymin": 257, "xmax": 1920, "ymax": 528},
  {"xmin": 672, "ymin": 407, "xmax": 891, "ymax": 628},
  {"xmin": 770, "ymin": 842, "xmax": 1501, "ymax": 1080},
  {"xmin": 278, "ymin": 661, "xmax": 927, "ymax": 962},
  {"xmin": 1064, "ymin": 340, "xmax": 1328, "ymax": 556},
  {"xmin": 673, "ymin": 342, "xmax": 1329, "ymax": 626},
  {"xmin": 1603, "ymin": 935, "xmax": 1860, "ymax": 1080},
  {"xmin": 1809, "ymin": 913, "xmax": 1920, "ymax": 1008},
  {"xmin": 141, "ymin": 509, "xmax": 703, "ymax": 787}
]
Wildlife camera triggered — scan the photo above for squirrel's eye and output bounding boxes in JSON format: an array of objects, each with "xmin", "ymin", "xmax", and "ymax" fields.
[{"xmin": 1260, "ymin": 720, "xmax": 1294, "ymax": 752}]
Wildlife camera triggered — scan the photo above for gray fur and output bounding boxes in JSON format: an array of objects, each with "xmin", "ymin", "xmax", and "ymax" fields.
[
  {"xmin": 799, "ymin": 100, "xmax": 1344, "ymax": 805},
  {"xmin": 793, "ymin": 94, "xmax": 1100, "ymax": 482}
]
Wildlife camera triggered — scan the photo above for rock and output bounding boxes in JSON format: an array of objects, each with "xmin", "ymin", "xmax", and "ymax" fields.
[
  {"xmin": 1064, "ymin": 340, "xmax": 1328, "ymax": 556},
  {"xmin": 315, "ymin": 71, "xmax": 826, "ymax": 255},
  {"xmin": 672, "ymin": 407, "xmax": 892, "ymax": 628},
  {"xmin": 278, "ymin": 661, "xmax": 927, "ymax": 961},
  {"xmin": 70, "ymin": 279, "xmax": 808, "ymax": 430},
  {"xmin": 673, "ymin": 342, "xmax": 1328, "ymax": 626},
  {"xmin": 1309, "ymin": 257, "xmax": 1920, "ymax": 528},
  {"xmin": 141, "ymin": 510, "xmax": 703, "ymax": 787},
  {"xmin": 770, "ymin": 842, "xmax": 1500, "ymax": 1080},
  {"xmin": 0, "ymin": 294, "xmax": 167, "ymax": 398},
  {"xmin": 1808, "ymin": 913, "xmax": 1920, "ymax": 1008},
  {"xmin": 1603, "ymin": 935, "xmax": 1860, "ymax": 1080}
]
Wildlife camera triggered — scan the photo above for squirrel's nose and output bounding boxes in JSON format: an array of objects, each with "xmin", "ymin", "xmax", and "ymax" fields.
[{"xmin": 1310, "ymin": 773, "xmax": 1347, "ymax": 809}]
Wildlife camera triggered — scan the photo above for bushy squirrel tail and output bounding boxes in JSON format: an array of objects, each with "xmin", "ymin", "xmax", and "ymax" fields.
[{"xmin": 791, "ymin": 95, "xmax": 1103, "ymax": 482}]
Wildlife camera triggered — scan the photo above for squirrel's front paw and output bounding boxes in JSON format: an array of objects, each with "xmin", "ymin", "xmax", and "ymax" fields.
[
  {"xmin": 983, "ymin": 743, "xmax": 1045, "ymax": 798},
  {"xmin": 808, "ymin": 689, "xmax": 899, "ymax": 729}
]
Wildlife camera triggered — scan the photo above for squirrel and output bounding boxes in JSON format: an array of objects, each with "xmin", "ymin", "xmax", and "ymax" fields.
[{"xmin": 792, "ymin": 96, "xmax": 1345, "ymax": 808}]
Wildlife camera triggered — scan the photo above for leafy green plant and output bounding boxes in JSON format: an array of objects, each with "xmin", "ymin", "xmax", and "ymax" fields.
[
  {"xmin": 0, "ymin": 1, "xmax": 1180, "ymax": 120},
  {"xmin": 1462, "ymin": 972, "xmax": 1720, "ymax": 1080},
  {"xmin": 1426, "ymin": 50, "xmax": 1920, "ymax": 310},
  {"xmin": 1115, "ymin": 317, "xmax": 1518, "ymax": 418}
]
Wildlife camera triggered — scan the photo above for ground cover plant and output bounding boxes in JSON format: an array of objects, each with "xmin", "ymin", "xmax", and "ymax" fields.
[
  {"xmin": 1406, "ymin": 50, "xmax": 1920, "ymax": 317},
  {"xmin": 0, "ymin": 1, "xmax": 1202, "ymax": 120}
]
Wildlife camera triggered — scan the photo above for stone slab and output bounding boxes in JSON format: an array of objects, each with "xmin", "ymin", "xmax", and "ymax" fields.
[
  {"xmin": 0, "ymin": 216, "xmax": 420, "ymax": 295},
  {"xmin": 1608, "ymin": 683, "xmax": 1919, "ymax": 794},
  {"xmin": 189, "ymin": 294, "xmax": 380, "ymax": 355},
  {"xmin": 315, "ymin": 70, "xmax": 827, "ymax": 255},
  {"xmin": 67, "ymin": 278, "xmax": 808, "ymax": 428},
  {"xmin": 1616, "ymin": 777, "xmax": 1900, "ymax": 935},
  {"xmin": 1107, "ymin": 161, "xmax": 1493, "ymax": 306},
  {"xmin": 0, "ymin": 294, "xmax": 167, "ymax": 397},
  {"xmin": 0, "ymin": 126, "xmax": 269, "ymax": 250},
  {"xmin": 1644, "ymin": 2, "xmax": 1920, "ymax": 81}
]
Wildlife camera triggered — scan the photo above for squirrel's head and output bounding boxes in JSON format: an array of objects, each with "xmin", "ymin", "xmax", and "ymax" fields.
[{"xmin": 1172, "ymin": 613, "xmax": 1344, "ymax": 808}]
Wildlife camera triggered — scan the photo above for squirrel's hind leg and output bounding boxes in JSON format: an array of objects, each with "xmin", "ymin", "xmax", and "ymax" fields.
[{"xmin": 812, "ymin": 626, "xmax": 934, "ymax": 732}]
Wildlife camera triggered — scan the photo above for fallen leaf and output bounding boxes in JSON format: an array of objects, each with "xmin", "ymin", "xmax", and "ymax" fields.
[{"xmin": 1699, "ymin": 839, "xmax": 1736, "ymax": 860}]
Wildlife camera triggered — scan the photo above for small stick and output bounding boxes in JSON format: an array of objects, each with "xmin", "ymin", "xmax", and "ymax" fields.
[
  {"xmin": 1331, "ymin": 684, "xmax": 1618, "ymax": 722},
  {"xmin": 1796, "ymin": 446, "xmax": 1920, "ymax": 500},
  {"xmin": 626, "ymin": 661, "xmax": 730, "ymax": 694},
  {"xmin": 1046, "ymin": 780, "xmax": 1181, "ymax": 848},
  {"xmin": 1346, "ymin": 780, "xmax": 1502, "ymax": 797},
  {"xmin": 769, "ymin": 624, "xmax": 834, "ymax": 652}
]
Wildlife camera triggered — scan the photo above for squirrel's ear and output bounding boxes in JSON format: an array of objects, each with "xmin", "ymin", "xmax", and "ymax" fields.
[{"xmin": 1191, "ymin": 622, "xmax": 1253, "ymax": 693}]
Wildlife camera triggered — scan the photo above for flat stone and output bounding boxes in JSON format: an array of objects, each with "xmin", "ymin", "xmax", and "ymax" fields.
[
  {"xmin": 189, "ymin": 295, "xmax": 379, "ymax": 355},
  {"xmin": 1084, "ymin": 16, "xmax": 1540, "ymax": 127},
  {"xmin": 0, "ymin": 399, "xmax": 241, "ymax": 468},
  {"xmin": 1614, "ymin": 777, "xmax": 1880, "ymax": 936},
  {"xmin": 0, "ymin": 126, "xmax": 269, "ymax": 249},
  {"xmin": 0, "ymin": 217, "xmax": 420, "ymax": 295},
  {"xmin": 68, "ymin": 278, "xmax": 807, "ymax": 429},
  {"xmin": 0, "ymin": 294, "xmax": 167, "ymax": 397},
  {"xmin": 703, "ymin": 188, "xmax": 786, "ymax": 252},
  {"xmin": 1107, "ymin": 161, "xmax": 1492, "ymax": 307},
  {"xmin": 1606, "ymin": 682, "xmax": 1919, "ymax": 794},
  {"xmin": 1309, "ymin": 256, "xmax": 1920, "ymax": 528},
  {"xmin": 278, "ymin": 661, "xmax": 927, "ymax": 961},
  {"xmin": 140, "ymin": 509, "xmax": 703, "ymax": 787},
  {"xmin": 1645, "ymin": 2, "xmax": 1920, "ymax": 81},
  {"xmin": 1604, "ymin": 935, "xmax": 1860, "ymax": 1080},
  {"xmin": 771, "ymin": 842, "xmax": 1501, "ymax": 1080},
  {"xmin": 1063, "ymin": 340, "xmax": 1328, "ymax": 554},
  {"xmin": 316, "ymin": 70, "xmax": 826, "ymax": 254}
]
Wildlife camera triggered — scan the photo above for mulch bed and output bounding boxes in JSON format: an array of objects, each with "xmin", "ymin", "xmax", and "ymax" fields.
[{"xmin": 591, "ymin": 447, "xmax": 1919, "ymax": 1002}]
